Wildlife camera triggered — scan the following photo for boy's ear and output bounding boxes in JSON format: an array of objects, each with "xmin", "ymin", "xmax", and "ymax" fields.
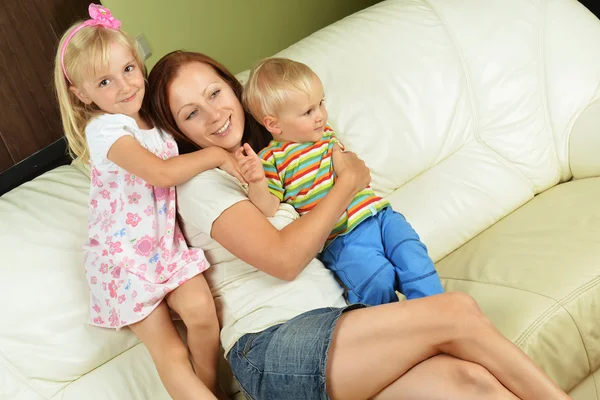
[
  {"xmin": 263, "ymin": 115, "xmax": 282, "ymax": 136},
  {"xmin": 69, "ymin": 86, "xmax": 93, "ymax": 105}
]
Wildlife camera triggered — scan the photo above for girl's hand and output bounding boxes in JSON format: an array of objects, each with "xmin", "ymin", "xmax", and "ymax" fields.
[
  {"xmin": 218, "ymin": 149, "xmax": 247, "ymax": 184},
  {"xmin": 332, "ymin": 143, "xmax": 371, "ymax": 193},
  {"xmin": 235, "ymin": 143, "xmax": 266, "ymax": 184}
]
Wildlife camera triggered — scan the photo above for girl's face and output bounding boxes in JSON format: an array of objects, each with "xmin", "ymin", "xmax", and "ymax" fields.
[
  {"xmin": 168, "ymin": 62, "xmax": 245, "ymax": 153},
  {"xmin": 70, "ymin": 41, "xmax": 146, "ymax": 126}
]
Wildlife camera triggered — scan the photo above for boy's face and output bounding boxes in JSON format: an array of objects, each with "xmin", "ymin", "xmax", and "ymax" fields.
[{"xmin": 266, "ymin": 74, "xmax": 328, "ymax": 143}]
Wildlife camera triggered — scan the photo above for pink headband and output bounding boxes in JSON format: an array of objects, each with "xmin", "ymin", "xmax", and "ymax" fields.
[{"xmin": 60, "ymin": 3, "xmax": 122, "ymax": 84}]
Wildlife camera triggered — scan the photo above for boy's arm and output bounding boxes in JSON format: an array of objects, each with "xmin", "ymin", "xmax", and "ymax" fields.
[
  {"xmin": 236, "ymin": 144, "xmax": 281, "ymax": 217},
  {"xmin": 247, "ymin": 180, "xmax": 280, "ymax": 217}
]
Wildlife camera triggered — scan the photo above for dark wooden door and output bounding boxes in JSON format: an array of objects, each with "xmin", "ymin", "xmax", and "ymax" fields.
[{"xmin": 0, "ymin": 0, "xmax": 90, "ymax": 173}]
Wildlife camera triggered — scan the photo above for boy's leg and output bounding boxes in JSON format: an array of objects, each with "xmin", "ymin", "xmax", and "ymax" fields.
[
  {"xmin": 321, "ymin": 218, "xmax": 400, "ymax": 305},
  {"xmin": 378, "ymin": 207, "xmax": 444, "ymax": 299}
]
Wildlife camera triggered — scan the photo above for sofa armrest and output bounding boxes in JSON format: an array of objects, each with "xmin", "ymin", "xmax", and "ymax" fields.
[{"xmin": 570, "ymin": 99, "xmax": 600, "ymax": 180}]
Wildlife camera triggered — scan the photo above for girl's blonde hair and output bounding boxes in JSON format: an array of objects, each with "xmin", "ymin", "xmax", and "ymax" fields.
[
  {"xmin": 243, "ymin": 57, "xmax": 318, "ymax": 123},
  {"xmin": 54, "ymin": 23, "xmax": 146, "ymax": 163}
]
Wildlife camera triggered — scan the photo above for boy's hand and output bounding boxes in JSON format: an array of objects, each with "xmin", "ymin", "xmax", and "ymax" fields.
[{"xmin": 235, "ymin": 143, "xmax": 266, "ymax": 184}]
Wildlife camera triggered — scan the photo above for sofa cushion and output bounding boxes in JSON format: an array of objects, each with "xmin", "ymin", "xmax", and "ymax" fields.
[{"xmin": 437, "ymin": 177, "xmax": 600, "ymax": 392}]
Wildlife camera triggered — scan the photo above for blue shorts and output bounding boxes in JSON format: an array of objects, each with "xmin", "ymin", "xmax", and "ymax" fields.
[
  {"xmin": 228, "ymin": 304, "xmax": 365, "ymax": 400},
  {"xmin": 321, "ymin": 207, "xmax": 444, "ymax": 304}
]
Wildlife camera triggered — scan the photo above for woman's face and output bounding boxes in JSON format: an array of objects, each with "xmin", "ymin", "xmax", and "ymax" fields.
[{"xmin": 168, "ymin": 62, "xmax": 245, "ymax": 152}]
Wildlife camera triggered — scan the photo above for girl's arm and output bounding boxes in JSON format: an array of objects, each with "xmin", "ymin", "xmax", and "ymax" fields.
[
  {"xmin": 108, "ymin": 136, "xmax": 244, "ymax": 188},
  {"xmin": 212, "ymin": 145, "xmax": 370, "ymax": 281}
]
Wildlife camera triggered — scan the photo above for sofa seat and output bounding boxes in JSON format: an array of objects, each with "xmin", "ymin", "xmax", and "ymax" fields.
[{"xmin": 437, "ymin": 177, "xmax": 600, "ymax": 393}]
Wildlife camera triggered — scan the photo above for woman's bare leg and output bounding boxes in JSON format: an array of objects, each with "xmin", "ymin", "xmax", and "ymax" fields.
[
  {"xmin": 129, "ymin": 301, "xmax": 216, "ymax": 400},
  {"xmin": 325, "ymin": 292, "xmax": 569, "ymax": 400},
  {"xmin": 166, "ymin": 274, "xmax": 227, "ymax": 399},
  {"xmin": 373, "ymin": 354, "xmax": 520, "ymax": 400}
]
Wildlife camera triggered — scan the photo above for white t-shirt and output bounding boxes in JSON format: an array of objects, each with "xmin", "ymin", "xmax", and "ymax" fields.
[{"xmin": 177, "ymin": 169, "xmax": 347, "ymax": 356}]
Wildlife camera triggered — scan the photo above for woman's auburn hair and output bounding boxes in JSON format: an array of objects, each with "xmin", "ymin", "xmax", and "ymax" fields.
[{"xmin": 146, "ymin": 51, "xmax": 271, "ymax": 153}]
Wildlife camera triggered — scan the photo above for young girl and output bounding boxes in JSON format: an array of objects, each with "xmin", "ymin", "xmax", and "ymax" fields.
[{"xmin": 54, "ymin": 4, "xmax": 235, "ymax": 399}]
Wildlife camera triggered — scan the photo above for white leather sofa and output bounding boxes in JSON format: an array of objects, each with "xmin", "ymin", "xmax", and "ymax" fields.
[{"xmin": 1, "ymin": 0, "xmax": 599, "ymax": 398}]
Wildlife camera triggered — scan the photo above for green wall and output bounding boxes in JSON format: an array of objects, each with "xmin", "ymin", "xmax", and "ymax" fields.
[{"xmin": 101, "ymin": 0, "xmax": 381, "ymax": 73}]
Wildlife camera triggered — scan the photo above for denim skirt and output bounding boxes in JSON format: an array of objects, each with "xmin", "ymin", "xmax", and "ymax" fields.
[{"xmin": 229, "ymin": 304, "xmax": 365, "ymax": 400}]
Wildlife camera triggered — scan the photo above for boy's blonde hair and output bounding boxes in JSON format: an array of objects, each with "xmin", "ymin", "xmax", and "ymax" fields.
[
  {"xmin": 54, "ymin": 23, "xmax": 146, "ymax": 163},
  {"xmin": 243, "ymin": 58, "xmax": 318, "ymax": 123}
]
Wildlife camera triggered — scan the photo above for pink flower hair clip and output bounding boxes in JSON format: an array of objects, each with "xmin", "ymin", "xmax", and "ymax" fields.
[{"xmin": 60, "ymin": 3, "xmax": 123, "ymax": 84}]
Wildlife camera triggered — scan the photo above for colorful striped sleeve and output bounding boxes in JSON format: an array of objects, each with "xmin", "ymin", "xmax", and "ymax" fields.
[{"xmin": 260, "ymin": 153, "xmax": 285, "ymax": 201}]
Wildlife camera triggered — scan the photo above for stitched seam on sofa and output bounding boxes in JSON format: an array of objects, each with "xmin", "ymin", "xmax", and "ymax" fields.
[
  {"xmin": 539, "ymin": 0, "xmax": 563, "ymax": 184},
  {"xmin": 49, "ymin": 341, "xmax": 145, "ymax": 398},
  {"xmin": 421, "ymin": 0, "xmax": 536, "ymax": 196},
  {"xmin": 441, "ymin": 277, "xmax": 561, "ymax": 345},
  {"xmin": 0, "ymin": 349, "xmax": 48, "ymax": 399},
  {"xmin": 559, "ymin": 294, "xmax": 597, "ymax": 377}
]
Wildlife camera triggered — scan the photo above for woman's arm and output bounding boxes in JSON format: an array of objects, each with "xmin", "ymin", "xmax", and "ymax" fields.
[
  {"xmin": 108, "ymin": 136, "xmax": 244, "ymax": 188},
  {"xmin": 212, "ymin": 145, "xmax": 370, "ymax": 280}
]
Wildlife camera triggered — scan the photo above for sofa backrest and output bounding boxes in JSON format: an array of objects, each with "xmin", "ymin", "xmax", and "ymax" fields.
[{"xmin": 238, "ymin": 0, "xmax": 600, "ymax": 261}]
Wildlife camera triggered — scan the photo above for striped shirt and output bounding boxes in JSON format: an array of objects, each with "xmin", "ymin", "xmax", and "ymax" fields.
[{"xmin": 259, "ymin": 126, "xmax": 389, "ymax": 245}]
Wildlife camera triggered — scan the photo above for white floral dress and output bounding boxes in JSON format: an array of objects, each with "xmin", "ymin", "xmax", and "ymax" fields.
[{"xmin": 84, "ymin": 114, "xmax": 209, "ymax": 328}]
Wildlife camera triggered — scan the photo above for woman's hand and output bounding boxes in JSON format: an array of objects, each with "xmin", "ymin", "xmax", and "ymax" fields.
[
  {"xmin": 235, "ymin": 143, "xmax": 266, "ymax": 184},
  {"xmin": 218, "ymin": 148, "xmax": 247, "ymax": 184},
  {"xmin": 332, "ymin": 143, "xmax": 371, "ymax": 193}
]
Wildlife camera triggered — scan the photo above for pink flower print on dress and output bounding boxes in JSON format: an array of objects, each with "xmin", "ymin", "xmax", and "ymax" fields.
[
  {"xmin": 100, "ymin": 213, "xmax": 115, "ymax": 233},
  {"xmin": 128, "ymin": 192, "xmax": 141, "ymax": 204},
  {"xmin": 126, "ymin": 212, "xmax": 142, "ymax": 227},
  {"xmin": 145, "ymin": 182, "xmax": 153, "ymax": 190},
  {"xmin": 182, "ymin": 250, "xmax": 199, "ymax": 263},
  {"xmin": 168, "ymin": 262, "xmax": 177, "ymax": 273},
  {"xmin": 109, "ymin": 181, "xmax": 118, "ymax": 189},
  {"xmin": 93, "ymin": 316, "xmax": 105, "ymax": 325},
  {"xmin": 90, "ymin": 199, "xmax": 98, "ymax": 209},
  {"xmin": 138, "ymin": 264, "xmax": 147, "ymax": 272},
  {"xmin": 120, "ymin": 257, "xmax": 135, "ymax": 271},
  {"xmin": 167, "ymin": 207, "xmax": 175, "ymax": 219},
  {"xmin": 105, "ymin": 299, "xmax": 111, "ymax": 307},
  {"xmin": 92, "ymin": 304, "xmax": 101, "ymax": 313},
  {"xmin": 109, "ymin": 308, "xmax": 120, "ymax": 327},
  {"xmin": 169, "ymin": 190, "xmax": 176, "ymax": 201},
  {"xmin": 143, "ymin": 205, "xmax": 153, "ymax": 216},
  {"xmin": 90, "ymin": 276, "xmax": 98, "ymax": 284},
  {"xmin": 134, "ymin": 235, "xmax": 155, "ymax": 257},
  {"xmin": 109, "ymin": 241, "xmax": 123, "ymax": 255},
  {"xmin": 144, "ymin": 283, "xmax": 156, "ymax": 293},
  {"xmin": 110, "ymin": 200, "xmax": 117, "ymax": 214},
  {"xmin": 132, "ymin": 290, "xmax": 138, "ymax": 300},
  {"xmin": 101, "ymin": 281, "xmax": 107, "ymax": 291},
  {"xmin": 133, "ymin": 303, "xmax": 143, "ymax": 313},
  {"xmin": 154, "ymin": 187, "xmax": 168, "ymax": 201},
  {"xmin": 91, "ymin": 167, "xmax": 103, "ymax": 187},
  {"xmin": 118, "ymin": 294, "xmax": 126, "ymax": 304},
  {"xmin": 108, "ymin": 280, "xmax": 119, "ymax": 298},
  {"xmin": 100, "ymin": 189, "xmax": 111, "ymax": 199},
  {"xmin": 111, "ymin": 266, "xmax": 121, "ymax": 278},
  {"xmin": 167, "ymin": 141, "xmax": 175, "ymax": 150},
  {"xmin": 125, "ymin": 173, "xmax": 143, "ymax": 186},
  {"xmin": 89, "ymin": 237, "xmax": 100, "ymax": 247}
]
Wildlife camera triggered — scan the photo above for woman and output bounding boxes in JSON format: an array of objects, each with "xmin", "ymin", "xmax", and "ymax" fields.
[{"xmin": 147, "ymin": 51, "xmax": 570, "ymax": 400}]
